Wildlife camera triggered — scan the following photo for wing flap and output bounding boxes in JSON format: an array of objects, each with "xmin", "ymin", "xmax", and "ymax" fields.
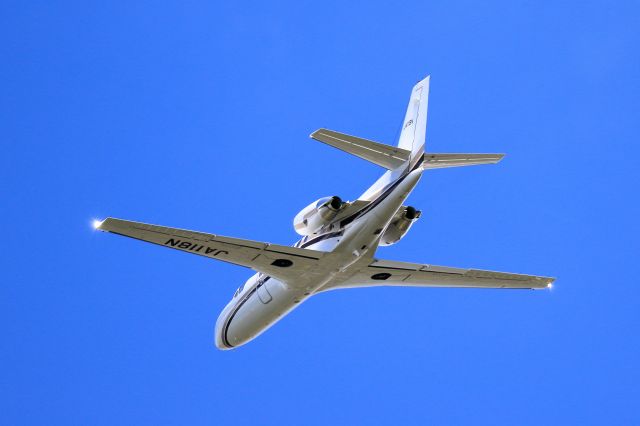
[
  {"xmin": 310, "ymin": 128, "xmax": 411, "ymax": 170},
  {"xmin": 96, "ymin": 217, "xmax": 324, "ymax": 283}
]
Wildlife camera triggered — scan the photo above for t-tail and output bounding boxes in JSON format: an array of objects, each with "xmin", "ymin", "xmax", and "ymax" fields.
[
  {"xmin": 397, "ymin": 75, "xmax": 429, "ymax": 169},
  {"xmin": 310, "ymin": 75, "xmax": 504, "ymax": 172}
]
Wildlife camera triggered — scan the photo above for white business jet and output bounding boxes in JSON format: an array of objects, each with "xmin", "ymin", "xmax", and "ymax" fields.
[{"xmin": 95, "ymin": 76, "xmax": 554, "ymax": 349}]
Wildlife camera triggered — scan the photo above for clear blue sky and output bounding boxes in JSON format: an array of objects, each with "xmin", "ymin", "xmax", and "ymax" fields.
[{"xmin": 2, "ymin": 1, "xmax": 639, "ymax": 424}]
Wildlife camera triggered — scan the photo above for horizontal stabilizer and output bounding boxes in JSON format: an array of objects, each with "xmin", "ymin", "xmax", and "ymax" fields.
[
  {"xmin": 310, "ymin": 128, "xmax": 410, "ymax": 170},
  {"xmin": 422, "ymin": 153, "xmax": 505, "ymax": 169}
]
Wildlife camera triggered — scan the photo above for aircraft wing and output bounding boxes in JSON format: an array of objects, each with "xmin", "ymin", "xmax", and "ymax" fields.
[
  {"xmin": 95, "ymin": 218, "xmax": 325, "ymax": 283},
  {"xmin": 318, "ymin": 258, "xmax": 554, "ymax": 292}
]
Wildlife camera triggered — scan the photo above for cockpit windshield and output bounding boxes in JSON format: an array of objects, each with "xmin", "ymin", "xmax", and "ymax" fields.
[
  {"xmin": 293, "ymin": 235, "xmax": 309, "ymax": 248},
  {"xmin": 233, "ymin": 283, "xmax": 245, "ymax": 298},
  {"xmin": 315, "ymin": 197, "xmax": 332, "ymax": 208}
]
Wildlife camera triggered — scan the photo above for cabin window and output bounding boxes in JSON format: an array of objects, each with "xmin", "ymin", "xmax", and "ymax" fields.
[{"xmin": 234, "ymin": 283, "xmax": 245, "ymax": 298}]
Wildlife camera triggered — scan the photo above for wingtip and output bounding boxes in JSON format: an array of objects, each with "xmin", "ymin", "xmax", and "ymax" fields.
[
  {"xmin": 309, "ymin": 128, "xmax": 324, "ymax": 139},
  {"xmin": 92, "ymin": 217, "xmax": 118, "ymax": 231},
  {"xmin": 531, "ymin": 275, "xmax": 555, "ymax": 290},
  {"xmin": 542, "ymin": 276, "xmax": 556, "ymax": 290}
]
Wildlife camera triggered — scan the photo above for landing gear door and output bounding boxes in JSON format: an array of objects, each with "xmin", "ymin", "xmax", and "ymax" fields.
[{"xmin": 257, "ymin": 277, "xmax": 273, "ymax": 304}]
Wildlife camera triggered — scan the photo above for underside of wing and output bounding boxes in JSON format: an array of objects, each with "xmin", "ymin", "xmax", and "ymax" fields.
[
  {"xmin": 319, "ymin": 258, "xmax": 554, "ymax": 292},
  {"xmin": 96, "ymin": 218, "xmax": 324, "ymax": 283}
]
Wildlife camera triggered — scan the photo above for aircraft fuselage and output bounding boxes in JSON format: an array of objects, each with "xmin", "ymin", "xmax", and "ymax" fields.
[{"xmin": 214, "ymin": 169, "xmax": 423, "ymax": 349}]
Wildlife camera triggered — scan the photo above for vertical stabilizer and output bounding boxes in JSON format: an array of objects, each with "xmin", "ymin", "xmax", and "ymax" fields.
[{"xmin": 397, "ymin": 76, "xmax": 430, "ymax": 164}]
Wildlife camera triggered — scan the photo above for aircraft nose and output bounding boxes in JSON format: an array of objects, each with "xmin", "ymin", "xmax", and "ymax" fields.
[{"xmin": 214, "ymin": 313, "xmax": 233, "ymax": 350}]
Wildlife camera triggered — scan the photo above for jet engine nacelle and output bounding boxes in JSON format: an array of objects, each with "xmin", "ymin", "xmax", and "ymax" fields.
[
  {"xmin": 379, "ymin": 206, "xmax": 421, "ymax": 246},
  {"xmin": 293, "ymin": 196, "xmax": 343, "ymax": 236}
]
